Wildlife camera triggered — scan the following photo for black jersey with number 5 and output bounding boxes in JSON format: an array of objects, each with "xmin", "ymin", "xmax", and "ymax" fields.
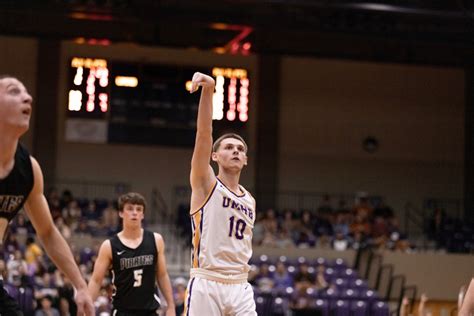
[{"xmin": 110, "ymin": 229, "xmax": 160, "ymax": 312}]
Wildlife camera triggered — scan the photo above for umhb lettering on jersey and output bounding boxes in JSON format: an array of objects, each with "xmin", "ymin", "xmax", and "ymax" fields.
[
  {"xmin": 0, "ymin": 195, "xmax": 24, "ymax": 213},
  {"xmin": 190, "ymin": 178, "xmax": 256, "ymax": 276}
]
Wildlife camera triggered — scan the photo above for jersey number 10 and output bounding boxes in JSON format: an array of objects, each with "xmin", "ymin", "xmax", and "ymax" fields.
[{"xmin": 228, "ymin": 216, "xmax": 246, "ymax": 240}]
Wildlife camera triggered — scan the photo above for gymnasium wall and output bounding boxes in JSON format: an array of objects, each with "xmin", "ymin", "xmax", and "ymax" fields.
[
  {"xmin": 279, "ymin": 57, "xmax": 464, "ymax": 216},
  {"xmin": 0, "ymin": 36, "xmax": 38, "ymax": 150}
]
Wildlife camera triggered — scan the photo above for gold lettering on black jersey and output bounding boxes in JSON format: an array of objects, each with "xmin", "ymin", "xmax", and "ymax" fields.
[{"xmin": 0, "ymin": 195, "xmax": 25, "ymax": 213}]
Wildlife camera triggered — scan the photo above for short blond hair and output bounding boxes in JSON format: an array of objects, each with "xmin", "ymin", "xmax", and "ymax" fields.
[{"xmin": 212, "ymin": 133, "xmax": 248, "ymax": 152}]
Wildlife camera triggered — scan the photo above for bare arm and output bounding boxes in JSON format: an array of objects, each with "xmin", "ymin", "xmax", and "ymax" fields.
[
  {"xmin": 460, "ymin": 278, "xmax": 474, "ymax": 316},
  {"xmin": 24, "ymin": 157, "xmax": 94, "ymax": 316},
  {"xmin": 189, "ymin": 72, "xmax": 216, "ymax": 213},
  {"xmin": 88, "ymin": 240, "xmax": 112, "ymax": 301},
  {"xmin": 155, "ymin": 233, "xmax": 176, "ymax": 316},
  {"xmin": 399, "ymin": 297, "xmax": 409, "ymax": 316},
  {"xmin": 418, "ymin": 293, "xmax": 428, "ymax": 316}
]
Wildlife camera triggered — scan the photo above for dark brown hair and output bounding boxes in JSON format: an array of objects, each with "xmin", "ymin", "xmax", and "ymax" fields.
[{"xmin": 118, "ymin": 192, "xmax": 146, "ymax": 212}]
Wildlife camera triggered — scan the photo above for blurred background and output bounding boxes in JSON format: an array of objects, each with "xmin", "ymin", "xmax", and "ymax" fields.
[{"xmin": 1, "ymin": 0, "xmax": 473, "ymax": 315}]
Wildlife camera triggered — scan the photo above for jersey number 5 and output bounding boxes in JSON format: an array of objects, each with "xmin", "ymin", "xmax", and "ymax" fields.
[
  {"xmin": 228, "ymin": 216, "xmax": 246, "ymax": 240},
  {"xmin": 133, "ymin": 269, "xmax": 143, "ymax": 287}
]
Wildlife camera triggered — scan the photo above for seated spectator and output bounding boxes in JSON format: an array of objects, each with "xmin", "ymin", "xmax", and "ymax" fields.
[
  {"xmin": 173, "ymin": 277, "xmax": 187, "ymax": 316},
  {"xmin": 294, "ymin": 262, "xmax": 315, "ymax": 292},
  {"xmin": 254, "ymin": 263, "xmax": 275, "ymax": 293},
  {"xmin": 276, "ymin": 228, "xmax": 296, "ymax": 248},
  {"xmin": 314, "ymin": 265, "xmax": 328, "ymax": 290},
  {"xmin": 262, "ymin": 208, "xmax": 278, "ymax": 236},
  {"xmin": 273, "ymin": 261, "xmax": 293, "ymax": 290},
  {"xmin": 295, "ymin": 211, "xmax": 316, "ymax": 248},
  {"xmin": 332, "ymin": 232, "xmax": 350, "ymax": 251},
  {"xmin": 7, "ymin": 250, "xmax": 28, "ymax": 286},
  {"xmin": 62, "ymin": 200, "xmax": 82, "ymax": 229},
  {"xmin": 353, "ymin": 196, "xmax": 373, "ymax": 222},
  {"xmin": 35, "ymin": 295, "xmax": 59, "ymax": 316},
  {"xmin": 55, "ymin": 217, "xmax": 72, "ymax": 240}
]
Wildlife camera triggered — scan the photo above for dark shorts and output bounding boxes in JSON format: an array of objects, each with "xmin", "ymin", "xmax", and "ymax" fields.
[
  {"xmin": 0, "ymin": 281, "xmax": 23, "ymax": 316},
  {"xmin": 112, "ymin": 309, "xmax": 157, "ymax": 316}
]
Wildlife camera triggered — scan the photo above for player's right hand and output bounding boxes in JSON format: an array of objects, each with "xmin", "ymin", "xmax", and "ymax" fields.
[
  {"xmin": 190, "ymin": 72, "xmax": 215, "ymax": 93},
  {"xmin": 75, "ymin": 288, "xmax": 95, "ymax": 316}
]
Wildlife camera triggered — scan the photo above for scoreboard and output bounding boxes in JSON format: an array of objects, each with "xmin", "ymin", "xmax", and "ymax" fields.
[{"xmin": 66, "ymin": 57, "xmax": 250, "ymax": 147}]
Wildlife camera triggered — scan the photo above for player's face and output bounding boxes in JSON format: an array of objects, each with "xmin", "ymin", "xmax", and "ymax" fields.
[
  {"xmin": 0, "ymin": 78, "xmax": 32, "ymax": 133},
  {"xmin": 119, "ymin": 203, "xmax": 145, "ymax": 225},
  {"xmin": 212, "ymin": 138, "xmax": 248, "ymax": 170}
]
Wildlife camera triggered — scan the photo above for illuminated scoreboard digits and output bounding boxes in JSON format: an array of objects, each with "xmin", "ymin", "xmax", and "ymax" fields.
[
  {"xmin": 211, "ymin": 67, "xmax": 249, "ymax": 123},
  {"xmin": 66, "ymin": 58, "xmax": 250, "ymax": 147},
  {"xmin": 68, "ymin": 57, "xmax": 109, "ymax": 118}
]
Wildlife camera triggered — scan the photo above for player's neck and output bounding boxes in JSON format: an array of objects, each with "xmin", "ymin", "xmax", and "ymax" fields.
[
  {"xmin": 0, "ymin": 134, "xmax": 18, "ymax": 175},
  {"xmin": 121, "ymin": 226, "xmax": 143, "ymax": 239},
  {"xmin": 217, "ymin": 173, "xmax": 241, "ymax": 194}
]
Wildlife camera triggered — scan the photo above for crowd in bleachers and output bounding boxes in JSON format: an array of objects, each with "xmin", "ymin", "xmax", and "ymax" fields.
[
  {"xmin": 248, "ymin": 255, "xmax": 389, "ymax": 316},
  {"xmin": 2, "ymin": 188, "xmax": 471, "ymax": 315},
  {"xmin": 252, "ymin": 195, "xmax": 413, "ymax": 253}
]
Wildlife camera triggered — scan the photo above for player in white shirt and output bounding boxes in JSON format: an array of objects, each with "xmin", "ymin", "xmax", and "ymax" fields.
[{"xmin": 184, "ymin": 72, "xmax": 257, "ymax": 316}]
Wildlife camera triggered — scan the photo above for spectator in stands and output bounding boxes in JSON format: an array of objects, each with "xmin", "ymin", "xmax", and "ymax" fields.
[
  {"xmin": 25, "ymin": 236, "xmax": 44, "ymax": 271},
  {"xmin": 55, "ymin": 217, "xmax": 72, "ymax": 240},
  {"xmin": 75, "ymin": 219, "xmax": 92, "ymax": 236},
  {"xmin": 57, "ymin": 275, "xmax": 77, "ymax": 316},
  {"xmin": 294, "ymin": 262, "xmax": 315, "ymax": 292},
  {"xmin": 253, "ymin": 262, "xmax": 274, "ymax": 293},
  {"xmin": 314, "ymin": 265, "xmax": 328, "ymax": 290},
  {"xmin": 101, "ymin": 201, "xmax": 119, "ymax": 236},
  {"xmin": 353, "ymin": 195, "xmax": 373, "ymax": 222},
  {"xmin": 60, "ymin": 190, "xmax": 74, "ymax": 210},
  {"xmin": 4, "ymin": 233, "xmax": 20, "ymax": 254},
  {"xmin": 280, "ymin": 210, "xmax": 298, "ymax": 242},
  {"xmin": 373, "ymin": 199, "xmax": 394, "ymax": 219},
  {"xmin": 262, "ymin": 208, "xmax": 278, "ymax": 236},
  {"xmin": 35, "ymin": 295, "xmax": 60, "ymax": 316},
  {"xmin": 332, "ymin": 211, "xmax": 350, "ymax": 237},
  {"xmin": 350, "ymin": 214, "xmax": 371, "ymax": 237},
  {"xmin": 273, "ymin": 261, "xmax": 293, "ymax": 290},
  {"xmin": 7, "ymin": 249, "xmax": 28, "ymax": 286},
  {"xmin": 62, "ymin": 200, "xmax": 82, "ymax": 229},
  {"xmin": 332, "ymin": 231, "xmax": 350, "ymax": 251},
  {"xmin": 295, "ymin": 211, "xmax": 316, "ymax": 248},
  {"xmin": 173, "ymin": 277, "xmax": 187, "ymax": 316},
  {"xmin": 58, "ymin": 297, "xmax": 71, "ymax": 316},
  {"xmin": 276, "ymin": 228, "xmax": 296, "ymax": 248}
]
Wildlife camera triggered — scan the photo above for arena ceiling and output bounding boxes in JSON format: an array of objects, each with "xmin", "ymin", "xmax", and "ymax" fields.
[{"xmin": 0, "ymin": 0, "xmax": 473, "ymax": 66}]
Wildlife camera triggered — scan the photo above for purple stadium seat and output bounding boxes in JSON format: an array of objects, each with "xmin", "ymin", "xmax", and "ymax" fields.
[
  {"xmin": 334, "ymin": 277, "xmax": 349, "ymax": 290},
  {"xmin": 332, "ymin": 258, "xmax": 348, "ymax": 270},
  {"xmin": 350, "ymin": 278, "xmax": 369, "ymax": 291},
  {"xmin": 351, "ymin": 300, "xmax": 369, "ymax": 316},
  {"xmin": 339, "ymin": 268, "xmax": 358, "ymax": 280},
  {"xmin": 324, "ymin": 267, "xmax": 336, "ymax": 281},
  {"xmin": 272, "ymin": 297, "xmax": 290, "ymax": 315},
  {"xmin": 340, "ymin": 288, "xmax": 359, "ymax": 301},
  {"xmin": 359, "ymin": 289, "xmax": 378, "ymax": 303},
  {"xmin": 314, "ymin": 299, "xmax": 330, "ymax": 316},
  {"xmin": 372, "ymin": 301, "xmax": 390, "ymax": 316},
  {"xmin": 332, "ymin": 299, "xmax": 350, "ymax": 316}
]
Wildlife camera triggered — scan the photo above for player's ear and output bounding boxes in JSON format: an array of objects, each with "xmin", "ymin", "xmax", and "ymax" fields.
[
  {"xmin": 211, "ymin": 152, "xmax": 218, "ymax": 162},
  {"xmin": 244, "ymin": 155, "xmax": 248, "ymax": 166}
]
